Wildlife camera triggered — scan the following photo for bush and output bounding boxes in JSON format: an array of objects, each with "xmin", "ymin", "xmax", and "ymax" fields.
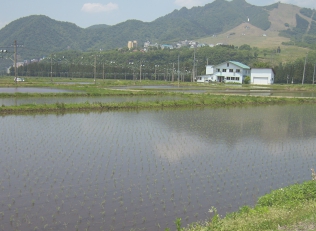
[{"xmin": 243, "ymin": 76, "xmax": 251, "ymax": 84}]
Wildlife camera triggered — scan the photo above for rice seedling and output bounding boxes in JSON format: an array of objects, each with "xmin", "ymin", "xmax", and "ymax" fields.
[{"xmin": 0, "ymin": 103, "xmax": 315, "ymax": 230}]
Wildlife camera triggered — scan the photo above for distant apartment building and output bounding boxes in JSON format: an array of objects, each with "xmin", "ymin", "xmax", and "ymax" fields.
[{"xmin": 128, "ymin": 40, "xmax": 138, "ymax": 50}]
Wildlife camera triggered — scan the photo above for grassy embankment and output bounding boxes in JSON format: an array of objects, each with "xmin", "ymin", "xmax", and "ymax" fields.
[
  {"xmin": 1, "ymin": 76, "xmax": 316, "ymax": 91},
  {"xmin": 1, "ymin": 93, "xmax": 316, "ymax": 115},
  {"xmin": 1, "ymin": 77, "xmax": 316, "ymax": 114},
  {"xmin": 180, "ymin": 174, "xmax": 316, "ymax": 231}
]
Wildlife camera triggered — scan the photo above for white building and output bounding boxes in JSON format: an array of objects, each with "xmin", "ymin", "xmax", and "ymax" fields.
[
  {"xmin": 251, "ymin": 68, "xmax": 275, "ymax": 85},
  {"xmin": 202, "ymin": 62, "xmax": 275, "ymax": 84},
  {"xmin": 196, "ymin": 75, "xmax": 216, "ymax": 83},
  {"xmin": 205, "ymin": 61, "xmax": 250, "ymax": 84}
]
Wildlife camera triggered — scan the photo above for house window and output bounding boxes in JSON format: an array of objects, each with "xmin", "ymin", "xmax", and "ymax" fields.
[
  {"xmin": 217, "ymin": 69, "xmax": 220, "ymax": 72},
  {"xmin": 222, "ymin": 69, "xmax": 227, "ymax": 72},
  {"xmin": 236, "ymin": 77, "xmax": 240, "ymax": 81},
  {"xmin": 229, "ymin": 69, "xmax": 233, "ymax": 72},
  {"xmin": 231, "ymin": 77, "xmax": 235, "ymax": 80},
  {"xmin": 236, "ymin": 69, "xmax": 240, "ymax": 73},
  {"xmin": 227, "ymin": 63, "xmax": 229, "ymax": 67},
  {"xmin": 227, "ymin": 77, "xmax": 231, "ymax": 80}
]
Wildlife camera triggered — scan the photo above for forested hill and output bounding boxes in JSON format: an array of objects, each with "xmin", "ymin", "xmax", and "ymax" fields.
[
  {"xmin": 0, "ymin": 15, "xmax": 84, "ymax": 58},
  {"xmin": 0, "ymin": 0, "xmax": 312, "ymax": 60}
]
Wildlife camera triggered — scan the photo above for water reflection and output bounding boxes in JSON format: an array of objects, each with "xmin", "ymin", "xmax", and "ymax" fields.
[{"xmin": 0, "ymin": 105, "xmax": 315, "ymax": 230}]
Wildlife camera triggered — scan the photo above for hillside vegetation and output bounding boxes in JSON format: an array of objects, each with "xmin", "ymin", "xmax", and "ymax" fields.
[
  {"xmin": 0, "ymin": 0, "xmax": 315, "ymax": 69},
  {"xmin": 0, "ymin": 0, "xmax": 277, "ymax": 60},
  {"xmin": 199, "ymin": 2, "xmax": 316, "ymax": 51}
]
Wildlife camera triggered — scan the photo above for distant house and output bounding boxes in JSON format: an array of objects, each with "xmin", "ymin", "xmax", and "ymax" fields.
[
  {"xmin": 204, "ymin": 61, "xmax": 250, "ymax": 84},
  {"xmin": 251, "ymin": 68, "xmax": 275, "ymax": 85},
  {"xmin": 202, "ymin": 62, "xmax": 275, "ymax": 84},
  {"xmin": 196, "ymin": 75, "xmax": 216, "ymax": 83}
]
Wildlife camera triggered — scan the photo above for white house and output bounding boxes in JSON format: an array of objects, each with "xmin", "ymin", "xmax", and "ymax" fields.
[
  {"xmin": 196, "ymin": 65, "xmax": 216, "ymax": 83},
  {"xmin": 251, "ymin": 68, "xmax": 275, "ymax": 85},
  {"xmin": 205, "ymin": 61, "xmax": 251, "ymax": 84},
  {"xmin": 196, "ymin": 75, "xmax": 216, "ymax": 83}
]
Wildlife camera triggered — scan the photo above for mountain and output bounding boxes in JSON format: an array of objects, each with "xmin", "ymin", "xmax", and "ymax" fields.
[
  {"xmin": 86, "ymin": 24, "xmax": 111, "ymax": 30},
  {"xmin": 0, "ymin": 0, "xmax": 315, "ymax": 60},
  {"xmin": 0, "ymin": 15, "xmax": 84, "ymax": 58},
  {"xmin": 197, "ymin": 3, "xmax": 314, "ymax": 49}
]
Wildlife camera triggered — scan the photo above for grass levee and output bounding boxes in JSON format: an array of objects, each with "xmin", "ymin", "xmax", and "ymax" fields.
[
  {"xmin": 181, "ymin": 178, "xmax": 316, "ymax": 231},
  {"xmin": 1, "ymin": 94, "xmax": 316, "ymax": 115}
]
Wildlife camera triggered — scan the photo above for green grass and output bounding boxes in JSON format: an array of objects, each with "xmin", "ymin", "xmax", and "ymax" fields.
[
  {"xmin": 1, "ymin": 78, "xmax": 316, "ymax": 114},
  {"xmin": 1, "ymin": 77, "xmax": 316, "ymax": 94},
  {"xmin": 181, "ymin": 180, "xmax": 316, "ymax": 231},
  {"xmin": 0, "ymin": 94, "xmax": 316, "ymax": 115}
]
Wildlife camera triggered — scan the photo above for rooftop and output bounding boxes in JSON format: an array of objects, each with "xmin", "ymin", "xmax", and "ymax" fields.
[{"xmin": 229, "ymin": 61, "xmax": 250, "ymax": 69}]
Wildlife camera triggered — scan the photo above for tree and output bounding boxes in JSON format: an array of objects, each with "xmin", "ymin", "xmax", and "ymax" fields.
[
  {"xmin": 239, "ymin": 44, "xmax": 252, "ymax": 51},
  {"xmin": 243, "ymin": 76, "xmax": 250, "ymax": 84}
]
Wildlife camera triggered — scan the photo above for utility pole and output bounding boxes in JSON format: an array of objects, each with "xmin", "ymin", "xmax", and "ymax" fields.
[
  {"xmin": 103, "ymin": 62, "xmax": 105, "ymax": 80},
  {"xmin": 302, "ymin": 52, "xmax": 308, "ymax": 85},
  {"xmin": 192, "ymin": 47, "xmax": 196, "ymax": 82},
  {"xmin": 14, "ymin": 40, "xmax": 17, "ymax": 84},
  {"xmin": 313, "ymin": 64, "xmax": 316, "ymax": 85},
  {"xmin": 172, "ymin": 63, "xmax": 175, "ymax": 82},
  {"xmin": 139, "ymin": 61, "xmax": 142, "ymax": 82},
  {"xmin": 50, "ymin": 54, "xmax": 53, "ymax": 82},
  {"xmin": 178, "ymin": 55, "xmax": 180, "ymax": 87},
  {"xmin": 94, "ymin": 54, "xmax": 96, "ymax": 84},
  {"xmin": 154, "ymin": 65, "xmax": 158, "ymax": 80}
]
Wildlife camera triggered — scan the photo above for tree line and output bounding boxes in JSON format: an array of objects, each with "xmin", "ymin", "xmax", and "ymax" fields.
[{"xmin": 8, "ymin": 45, "xmax": 316, "ymax": 84}]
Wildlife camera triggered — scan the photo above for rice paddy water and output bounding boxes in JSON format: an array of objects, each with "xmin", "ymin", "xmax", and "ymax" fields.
[{"xmin": 0, "ymin": 104, "xmax": 315, "ymax": 230}]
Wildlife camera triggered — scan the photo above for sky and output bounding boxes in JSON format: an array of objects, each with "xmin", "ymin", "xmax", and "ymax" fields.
[{"xmin": 0, "ymin": 0, "xmax": 315, "ymax": 29}]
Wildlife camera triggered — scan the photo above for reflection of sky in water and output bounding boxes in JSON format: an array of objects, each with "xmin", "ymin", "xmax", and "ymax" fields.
[{"xmin": 0, "ymin": 105, "xmax": 316, "ymax": 230}]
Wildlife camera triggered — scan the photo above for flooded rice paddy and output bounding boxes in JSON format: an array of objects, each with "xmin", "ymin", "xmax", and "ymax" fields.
[
  {"xmin": 0, "ymin": 87, "xmax": 74, "ymax": 93},
  {"xmin": 0, "ymin": 105, "xmax": 316, "ymax": 230}
]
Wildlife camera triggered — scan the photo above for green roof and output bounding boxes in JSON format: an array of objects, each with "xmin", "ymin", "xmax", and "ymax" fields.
[{"xmin": 229, "ymin": 61, "xmax": 250, "ymax": 69}]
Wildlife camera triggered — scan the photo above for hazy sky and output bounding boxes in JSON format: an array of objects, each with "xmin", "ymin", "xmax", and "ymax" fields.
[{"xmin": 1, "ymin": 0, "xmax": 315, "ymax": 29}]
